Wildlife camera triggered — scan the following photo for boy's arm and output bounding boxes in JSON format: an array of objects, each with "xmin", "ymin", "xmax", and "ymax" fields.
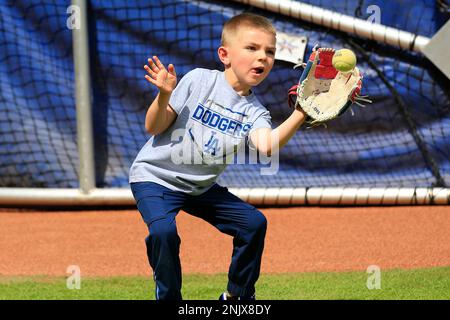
[
  {"xmin": 144, "ymin": 92, "xmax": 177, "ymax": 136},
  {"xmin": 250, "ymin": 109, "xmax": 306, "ymax": 156},
  {"xmin": 144, "ymin": 56, "xmax": 178, "ymax": 136}
]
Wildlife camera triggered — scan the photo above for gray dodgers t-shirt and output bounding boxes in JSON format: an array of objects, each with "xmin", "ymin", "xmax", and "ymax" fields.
[{"xmin": 129, "ymin": 68, "xmax": 272, "ymax": 195}]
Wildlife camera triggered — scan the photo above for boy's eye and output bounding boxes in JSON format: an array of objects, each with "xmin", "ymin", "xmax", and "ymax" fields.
[
  {"xmin": 246, "ymin": 46, "xmax": 256, "ymax": 51},
  {"xmin": 267, "ymin": 50, "xmax": 275, "ymax": 56}
]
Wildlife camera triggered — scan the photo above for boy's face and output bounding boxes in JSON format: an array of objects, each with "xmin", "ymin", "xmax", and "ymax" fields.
[{"xmin": 220, "ymin": 26, "xmax": 276, "ymax": 93}]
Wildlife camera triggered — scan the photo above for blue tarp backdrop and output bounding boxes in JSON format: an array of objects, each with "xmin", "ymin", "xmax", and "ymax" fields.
[{"xmin": 0, "ymin": 0, "xmax": 449, "ymax": 188}]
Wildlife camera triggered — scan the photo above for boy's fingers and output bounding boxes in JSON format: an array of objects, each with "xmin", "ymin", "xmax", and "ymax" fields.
[
  {"xmin": 153, "ymin": 56, "xmax": 165, "ymax": 70},
  {"xmin": 144, "ymin": 75, "xmax": 157, "ymax": 85},
  {"xmin": 147, "ymin": 58, "xmax": 159, "ymax": 72},
  {"xmin": 144, "ymin": 65, "xmax": 157, "ymax": 78},
  {"xmin": 168, "ymin": 64, "xmax": 176, "ymax": 77}
]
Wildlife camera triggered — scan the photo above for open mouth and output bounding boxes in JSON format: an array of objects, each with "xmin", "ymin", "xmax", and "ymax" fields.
[{"xmin": 252, "ymin": 67, "xmax": 265, "ymax": 75}]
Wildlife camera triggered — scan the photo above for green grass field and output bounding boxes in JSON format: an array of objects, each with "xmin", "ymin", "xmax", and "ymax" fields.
[{"xmin": 1, "ymin": 267, "xmax": 449, "ymax": 300}]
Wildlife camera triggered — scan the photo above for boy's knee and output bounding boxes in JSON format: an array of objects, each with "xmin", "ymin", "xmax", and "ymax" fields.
[
  {"xmin": 148, "ymin": 219, "xmax": 179, "ymax": 244},
  {"xmin": 249, "ymin": 210, "xmax": 267, "ymax": 233}
]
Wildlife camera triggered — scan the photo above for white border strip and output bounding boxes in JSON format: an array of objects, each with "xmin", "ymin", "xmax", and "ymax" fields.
[
  {"xmin": 0, "ymin": 188, "xmax": 447, "ymax": 206},
  {"xmin": 231, "ymin": 0, "xmax": 430, "ymax": 52},
  {"xmin": 231, "ymin": 187, "xmax": 450, "ymax": 205}
]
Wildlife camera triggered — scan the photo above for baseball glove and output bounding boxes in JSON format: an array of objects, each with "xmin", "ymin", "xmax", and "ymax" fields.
[{"xmin": 288, "ymin": 47, "xmax": 371, "ymax": 127}]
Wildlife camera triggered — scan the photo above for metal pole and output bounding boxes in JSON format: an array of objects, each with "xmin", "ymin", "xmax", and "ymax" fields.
[
  {"xmin": 72, "ymin": 0, "xmax": 96, "ymax": 193},
  {"xmin": 231, "ymin": 0, "xmax": 430, "ymax": 52}
]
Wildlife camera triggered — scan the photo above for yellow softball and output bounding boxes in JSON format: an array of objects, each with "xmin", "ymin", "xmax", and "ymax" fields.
[{"xmin": 332, "ymin": 49, "xmax": 357, "ymax": 72}]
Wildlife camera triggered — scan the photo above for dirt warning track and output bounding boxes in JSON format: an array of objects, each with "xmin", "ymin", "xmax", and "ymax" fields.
[{"xmin": 0, "ymin": 206, "xmax": 449, "ymax": 277}]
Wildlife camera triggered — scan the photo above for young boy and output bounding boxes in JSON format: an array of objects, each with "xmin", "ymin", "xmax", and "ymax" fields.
[{"xmin": 129, "ymin": 13, "xmax": 306, "ymax": 300}]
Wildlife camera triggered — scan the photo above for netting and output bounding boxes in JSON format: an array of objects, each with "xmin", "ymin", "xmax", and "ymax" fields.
[
  {"xmin": 0, "ymin": 0, "xmax": 449, "ymax": 189},
  {"xmin": 0, "ymin": 0, "xmax": 78, "ymax": 187}
]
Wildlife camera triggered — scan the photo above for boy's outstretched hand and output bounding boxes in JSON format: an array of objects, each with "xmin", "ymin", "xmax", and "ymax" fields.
[{"xmin": 144, "ymin": 56, "xmax": 177, "ymax": 94}]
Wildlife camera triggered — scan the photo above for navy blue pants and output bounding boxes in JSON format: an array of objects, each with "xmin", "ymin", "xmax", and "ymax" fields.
[{"xmin": 130, "ymin": 182, "xmax": 267, "ymax": 300}]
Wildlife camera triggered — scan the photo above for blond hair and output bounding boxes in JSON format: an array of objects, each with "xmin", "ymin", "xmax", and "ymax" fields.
[{"xmin": 221, "ymin": 13, "xmax": 276, "ymax": 46}]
